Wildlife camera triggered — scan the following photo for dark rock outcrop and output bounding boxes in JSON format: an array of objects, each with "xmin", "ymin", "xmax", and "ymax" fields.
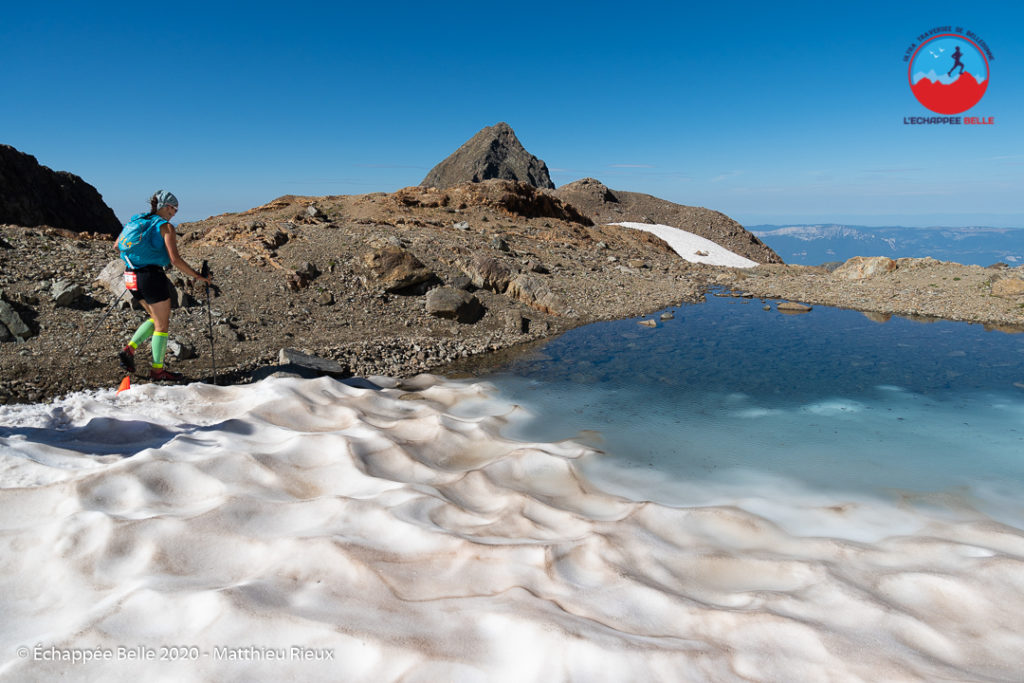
[
  {"xmin": 421, "ymin": 122, "xmax": 555, "ymax": 190},
  {"xmin": 0, "ymin": 144, "xmax": 121, "ymax": 235},
  {"xmin": 552, "ymin": 177, "xmax": 783, "ymax": 265}
]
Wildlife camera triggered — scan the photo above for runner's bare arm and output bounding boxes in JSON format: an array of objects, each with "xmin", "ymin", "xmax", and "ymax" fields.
[{"xmin": 161, "ymin": 223, "xmax": 212, "ymax": 283}]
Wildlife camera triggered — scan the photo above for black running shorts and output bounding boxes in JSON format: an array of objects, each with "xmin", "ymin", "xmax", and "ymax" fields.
[{"xmin": 127, "ymin": 266, "xmax": 172, "ymax": 305}]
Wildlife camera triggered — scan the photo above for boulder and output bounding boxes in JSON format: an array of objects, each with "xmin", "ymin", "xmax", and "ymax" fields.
[
  {"xmin": 420, "ymin": 122, "xmax": 555, "ymax": 190},
  {"xmin": 167, "ymin": 340, "xmax": 197, "ymax": 360},
  {"xmin": 832, "ymin": 256, "xmax": 898, "ymax": 280},
  {"xmin": 777, "ymin": 302, "xmax": 812, "ymax": 314},
  {"xmin": 278, "ymin": 348, "xmax": 348, "ymax": 376},
  {"xmin": 0, "ymin": 144, "xmax": 121, "ymax": 234},
  {"xmin": 50, "ymin": 279, "xmax": 84, "ymax": 307},
  {"xmin": 523, "ymin": 259, "xmax": 549, "ymax": 274},
  {"xmin": 263, "ymin": 229, "xmax": 289, "ymax": 249},
  {"xmin": 506, "ymin": 273, "xmax": 565, "ymax": 315},
  {"xmin": 463, "ymin": 255, "xmax": 514, "ymax": 293},
  {"xmin": 0, "ymin": 291, "xmax": 33, "ymax": 341},
  {"xmin": 95, "ymin": 260, "xmax": 132, "ymax": 308},
  {"xmin": 295, "ymin": 261, "xmax": 320, "ymax": 280},
  {"xmin": 425, "ymin": 286, "xmax": 483, "ymax": 324},
  {"xmin": 165, "ymin": 275, "xmax": 194, "ymax": 309},
  {"xmin": 305, "ymin": 205, "xmax": 327, "ymax": 221},
  {"xmin": 992, "ymin": 277, "xmax": 1024, "ymax": 297},
  {"xmin": 363, "ymin": 247, "xmax": 435, "ymax": 293},
  {"xmin": 94, "ymin": 259, "xmax": 190, "ymax": 309},
  {"xmin": 286, "ymin": 272, "xmax": 309, "ymax": 291},
  {"xmin": 450, "ymin": 275, "xmax": 473, "ymax": 291}
]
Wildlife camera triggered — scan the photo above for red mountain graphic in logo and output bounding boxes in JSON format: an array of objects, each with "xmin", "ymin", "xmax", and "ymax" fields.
[{"xmin": 911, "ymin": 73, "xmax": 988, "ymax": 115}]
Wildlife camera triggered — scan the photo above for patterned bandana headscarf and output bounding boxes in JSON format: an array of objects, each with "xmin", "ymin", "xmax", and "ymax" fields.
[{"xmin": 153, "ymin": 190, "xmax": 178, "ymax": 210}]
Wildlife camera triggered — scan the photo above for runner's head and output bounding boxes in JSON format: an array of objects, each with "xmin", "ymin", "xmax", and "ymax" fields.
[{"xmin": 149, "ymin": 190, "xmax": 179, "ymax": 219}]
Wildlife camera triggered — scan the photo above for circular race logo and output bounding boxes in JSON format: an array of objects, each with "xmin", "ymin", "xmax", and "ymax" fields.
[{"xmin": 909, "ymin": 34, "xmax": 989, "ymax": 114}]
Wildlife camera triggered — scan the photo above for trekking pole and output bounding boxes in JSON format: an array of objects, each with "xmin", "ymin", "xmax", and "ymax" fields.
[
  {"xmin": 76, "ymin": 287, "xmax": 129, "ymax": 355},
  {"xmin": 201, "ymin": 261, "xmax": 217, "ymax": 385}
]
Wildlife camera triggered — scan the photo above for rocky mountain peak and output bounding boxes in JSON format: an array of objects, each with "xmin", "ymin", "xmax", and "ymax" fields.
[{"xmin": 420, "ymin": 122, "xmax": 555, "ymax": 190}]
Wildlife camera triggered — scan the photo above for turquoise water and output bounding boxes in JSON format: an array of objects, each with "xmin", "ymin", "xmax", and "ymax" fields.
[{"xmin": 476, "ymin": 295, "xmax": 1024, "ymax": 529}]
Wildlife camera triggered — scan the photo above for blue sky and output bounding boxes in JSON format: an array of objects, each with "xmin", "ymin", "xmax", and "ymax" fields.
[{"xmin": 2, "ymin": 1, "xmax": 1022, "ymax": 228}]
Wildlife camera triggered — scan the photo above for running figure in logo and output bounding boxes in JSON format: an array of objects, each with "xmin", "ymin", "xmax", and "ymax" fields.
[{"xmin": 948, "ymin": 45, "xmax": 965, "ymax": 77}]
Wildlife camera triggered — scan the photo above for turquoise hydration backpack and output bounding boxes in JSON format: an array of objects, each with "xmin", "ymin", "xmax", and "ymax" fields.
[{"xmin": 117, "ymin": 213, "xmax": 170, "ymax": 269}]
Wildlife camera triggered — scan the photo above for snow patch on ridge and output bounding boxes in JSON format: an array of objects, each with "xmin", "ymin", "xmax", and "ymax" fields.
[{"xmin": 612, "ymin": 222, "xmax": 758, "ymax": 268}]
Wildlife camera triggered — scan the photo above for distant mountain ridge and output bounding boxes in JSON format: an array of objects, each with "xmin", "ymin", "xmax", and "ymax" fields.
[{"xmin": 751, "ymin": 224, "xmax": 1024, "ymax": 267}]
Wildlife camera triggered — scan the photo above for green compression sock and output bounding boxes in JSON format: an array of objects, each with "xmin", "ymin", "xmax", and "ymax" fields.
[
  {"xmin": 151, "ymin": 332, "xmax": 168, "ymax": 369},
  {"xmin": 128, "ymin": 319, "xmax": 155, "ymax": 349}
]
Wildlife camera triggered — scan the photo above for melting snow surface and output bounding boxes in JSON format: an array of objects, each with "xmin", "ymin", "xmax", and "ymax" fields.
[{"xmin": 1, "ymin": 376, "xmax": 1022, "ymax": 681}]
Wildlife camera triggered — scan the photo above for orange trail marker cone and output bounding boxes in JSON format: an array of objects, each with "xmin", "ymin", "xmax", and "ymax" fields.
[{"xmin": 117, "ymin": 376, "xmax": 131, "ymax": 394}]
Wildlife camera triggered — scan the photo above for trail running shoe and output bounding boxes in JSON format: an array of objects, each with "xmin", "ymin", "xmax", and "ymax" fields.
[
  {"xmin": 118, "ymin": 346, "xmax": 136, "ymax": 373},
  {"xmin": 150, "ymin": 367, "xmax": 184, "ymax": 382}
]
